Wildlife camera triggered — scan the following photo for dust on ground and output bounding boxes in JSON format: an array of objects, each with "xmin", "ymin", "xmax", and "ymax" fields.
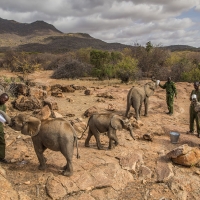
[{"xmin": 1, "ymin": 69, "xmax": 200, "ymax": 200}]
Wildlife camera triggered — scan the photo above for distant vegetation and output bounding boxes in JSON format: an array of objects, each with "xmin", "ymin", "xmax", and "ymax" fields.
[{"xmin": 1, "ymin": 41, "xmax": 200, "ymax": 83}]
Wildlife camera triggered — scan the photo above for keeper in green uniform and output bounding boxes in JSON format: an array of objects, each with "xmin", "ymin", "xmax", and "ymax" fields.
[
  {"xmin": 0, "ymin": 93, "xmax": 9, "ymax": 163},
  {"xmin": 159, "ymin": 77, "xmax": 177, "ymax": 115},
  {"xmin": 187, "ymin": 82, "xmax": 200, "ymax": 137}
]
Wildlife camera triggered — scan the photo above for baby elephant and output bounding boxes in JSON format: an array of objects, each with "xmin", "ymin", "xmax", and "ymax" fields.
[
  {"xmin": 3, "ymin": 112, "xmax": 80, "ymax": 177},
  {"xmin": 79, "ymin": 113, "xmax": 134, "ymax": 150}
]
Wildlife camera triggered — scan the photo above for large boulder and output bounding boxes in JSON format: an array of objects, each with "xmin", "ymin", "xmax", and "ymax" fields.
[
  {"xmin": 12, "ymin": 95, "xmax": 42, "ymax": 111},
  {"xmin": 166, "ymin": 144, "xmax": 200, "ymax": 167},
  {"xmin": 29, "ymin": 87, "xmax": 47, "ymax": 100}
]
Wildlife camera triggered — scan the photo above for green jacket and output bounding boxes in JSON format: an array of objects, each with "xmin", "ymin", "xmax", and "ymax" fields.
[
  {"xmin": 0, "ymin": 104, "xmax": 6, "ymax": 131},
  {"xmin": 159, "ymin": 81, "xmax": 177, "ymax": 96}
]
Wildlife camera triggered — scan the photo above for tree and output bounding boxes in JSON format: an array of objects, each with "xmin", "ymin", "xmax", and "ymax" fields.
[
  {"xmin": 90, "ymin": 50, "xmax": 111, "ymax": 79},
  {"xmin": 145, "ymin": 41, "xmax": 153, "ymax": 53},
  {"xmin": 116, "ymin": 56, "xmax": 138, "ymax": 83}
]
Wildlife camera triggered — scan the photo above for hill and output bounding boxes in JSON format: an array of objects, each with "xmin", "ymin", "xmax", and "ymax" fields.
[
  {"xmin": 0, "ymin": 18, "xmax": 62, "ymax": 35},
  {"xmin": 0, "ymin": 17, "xmax": 199, "ymax": 53},
  {"xmin": 0, "ymin": 18, "xmax": 131, "ymax": 53}
]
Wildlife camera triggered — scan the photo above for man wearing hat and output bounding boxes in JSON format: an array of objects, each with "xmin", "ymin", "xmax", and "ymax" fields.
[{"xmin": 188, "ymin": 81, "xmax": 200, "ymax": 137}]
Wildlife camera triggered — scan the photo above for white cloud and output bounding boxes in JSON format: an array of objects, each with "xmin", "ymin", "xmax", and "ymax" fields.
[{"xmin": 0, "ymin": 0, "xmax": 200, "ymax": 47}]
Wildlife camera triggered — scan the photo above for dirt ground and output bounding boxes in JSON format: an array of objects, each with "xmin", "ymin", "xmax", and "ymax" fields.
[{"xmin": 0, "ymin": 69, "xmax": 200, "ymax": 200}]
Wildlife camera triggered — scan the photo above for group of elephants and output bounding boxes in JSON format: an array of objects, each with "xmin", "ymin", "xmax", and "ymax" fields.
[{"xmin": 0, "ymin": 79, "xmax": 158, "ymax": 176}]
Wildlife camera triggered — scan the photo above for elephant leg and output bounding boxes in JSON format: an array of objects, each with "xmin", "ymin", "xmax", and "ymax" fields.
[
  {"xmin": 108, "ymin": 139, "xmax": 114, "ymax": 149},
  {"xmin": 60, "ymin": 139, "xmax": 74, "ymax": 176},
  {"xmin": 135, "ymin": 107, "xmax": 140, "ymax": 120},
  {"xmin": 108, "ymin": 130, "xmax": 118, "ymax": 149},
  {"xmin": 125, "ymin": 104, "xmax": 131, "ymax": 118},
  {"xmin": 33, "ymin": 142, "xmax": 47, "ymax": 170},
  {"xmin": 85, "ymin": 129, "xmax": 93, "ymax": 147},
  {"xmin": 94, "ymin": 133, "xmax": 103, "ymax": 150},
  {"xmin": 144, "ymin": 98, "xmax": 149, "ymax": 116},
  {"xmin": 86, "ymin": 127, "xmax": 103, "ymax": 150}
]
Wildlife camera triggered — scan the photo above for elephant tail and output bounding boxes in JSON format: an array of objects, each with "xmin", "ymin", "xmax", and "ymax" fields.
[
  {"xmin": 77, "ymin": 115, "xmax": 92, "ymax": 139},
  {"xmin": 74, "ymin": 136, "xmax": 80, "ymax": 159}
]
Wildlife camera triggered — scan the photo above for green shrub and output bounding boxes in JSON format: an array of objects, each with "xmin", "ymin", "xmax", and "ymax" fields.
[
  {"xmin": 181, "ymin": 68, "xmax": 200, "ymax": 82},
  {"xmin": 115, "ymin": 56, "xmax": 138, "ymax": 83}
]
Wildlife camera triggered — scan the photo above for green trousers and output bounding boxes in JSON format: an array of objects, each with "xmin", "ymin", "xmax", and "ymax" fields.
[
  {"xmin": 0, "ymin": 125, "xmax": 5, "ymax": 159},
  {"xmin": 190, "ymin": 105, "xmax": 200, "ymax": 134},
  {"xmin": 166, "ymin": 94, "xmax": 174, "ymax": 114}
]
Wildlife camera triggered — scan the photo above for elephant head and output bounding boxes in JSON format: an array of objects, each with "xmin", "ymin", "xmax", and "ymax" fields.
[
  {"xmin": 11, "ymin": 114, "xmax": 41, "ymax": 137},
  {"xmin": 0, "ymin": 110, "xmax": 11, "ymax": 125},
  {"xmin": 110, "ymin": 115, "xmax": 135, "ymax": 139},
  {"xmin": 144, "ymin": 82, "xmax": 157, "ymax": 97}
]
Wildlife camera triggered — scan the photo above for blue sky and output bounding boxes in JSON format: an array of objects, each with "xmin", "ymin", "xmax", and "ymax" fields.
[{"xmin": 0, "ymin": 0, "xmax": 200, "ymax": 47}]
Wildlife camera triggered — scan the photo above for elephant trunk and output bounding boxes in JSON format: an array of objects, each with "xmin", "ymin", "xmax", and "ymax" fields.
[
  {"xmin": 0, "ymin": 110, "xmax": 11, "ymax": 125},
  {"xmin": 128, "ymin": 127, "xmax": 135, "ymax": 140}
]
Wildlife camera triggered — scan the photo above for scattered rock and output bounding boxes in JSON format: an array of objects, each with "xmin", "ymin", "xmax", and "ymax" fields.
[
  {"xmin": 156, "ymin": 159, "xmax": 174, "ymax": 182},
  {"xmin": 167, "ymin": 144, "xmax": 200, "ymax": 167},
  {"xmin": 84, "ymin": 106, "xmax": 98, "ymax": 117},
  {"xmin": 143, "ymin": 133, "xmax": 154, "ymax": 141},
  {"xmin": 43, "ymin": 97, "xmax": 59, "ymax": 110},
  {"xmin": 84, "ymin": 89, "xmax": 93, "ymax": 95},
  {"xmin": 12, "ymin": 95, "xmax": 42, "ymax": 111},
  {"xmin": 29, "ymin": 87, "xmax": 47, "ymax": 99},
  {"xmin": 61, "ymin": 85, "xmax": 75, "ymax": 93},
  {"xmin": 96, "ymin": 92, "xmax": 114, "ymax": 99}
]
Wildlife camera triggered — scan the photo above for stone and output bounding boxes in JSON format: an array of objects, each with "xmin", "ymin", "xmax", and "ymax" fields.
[
  {"xmin": 130, "ymin": 117, "xmax": 144, "ymax": 128},
  {"xmin": 166, "ymin": 144, "xmax": 193, "ymax": 159},
  {"xmin": 96, "ymin": 92, "xmax": 114, "ymax": 99},
  {"xmin": 143, "ymin": 133, "xmax": 154, "ymax": 141},
  {"xmin": 117, "ymin": 151, "xmax": 143, "ymax": 173},
  {"xmin": 51, "ymin": 88, "xmax": 63, "ymax": 97},
  {"xmin": 61, "ymin": 85, "xmax": 75, "ymax": 93},
  {"xmin": 156, "ymin": 160, "xmax": 174, "ymax": 182},
  {"xmin": 70, "ymin": 85, "xmax": 87, "ymax": 90},
  {"xmin": 84, "ymin": 106, "xmax": 98, "ymax": 117},
  {"xmin": 0, "ymin": 166, "xmax": 18, "ymax": 199},
  {"xmin": 139, "ymin": 165, "xmax": 152, "ymax": 179},
  {"xmin": 166, "ymin": 144, "xmax": 200, "ymax": 166},
  {"xmin": 29, "ymin": 87, "xmax": 47, "ymax": 99},
  {"xmin": 43, "ymin": 97, "xmax": 59, "ymax": 110},
  {"xmin": 35, "ymin": 105, "xmax": 51, "ymax": 120},
  {"xmin": 46, "ymin": 176, "xmax": 67, "ymax": 199},
  {"xmin": 84, "ymin": 89, "xmax": 93, "ymax": 95},
  {"xmin": 12, "ymin": 95, "xmax": 42, "ymax": 111}
]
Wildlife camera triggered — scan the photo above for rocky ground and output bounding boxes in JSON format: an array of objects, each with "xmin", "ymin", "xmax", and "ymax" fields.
[{"xmin": 0, "ymin": 70, "xmax": 200, "ymax": 200}]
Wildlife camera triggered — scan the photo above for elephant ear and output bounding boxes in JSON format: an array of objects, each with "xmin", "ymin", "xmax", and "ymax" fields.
[
  {"xmin": 144, "ymin": 82, "xmax": 156, "ymax": 97},
  {"xmin": 110, "ymin": 115, "xmax": 123, "ymax": 130},
  {"xmin": 21, "ymin": 116, "xmax": 41, "ymax": 137}
]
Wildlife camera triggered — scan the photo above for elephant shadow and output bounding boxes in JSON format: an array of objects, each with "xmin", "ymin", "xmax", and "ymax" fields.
[{"xmin": 7, "ymin": 160, "xmax": 64, "ymax": 175}]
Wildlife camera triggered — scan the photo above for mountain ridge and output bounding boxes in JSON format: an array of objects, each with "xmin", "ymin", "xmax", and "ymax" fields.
[{"xmin": 0, "ymin": 17, "xmax": 199, "ymax": 53}]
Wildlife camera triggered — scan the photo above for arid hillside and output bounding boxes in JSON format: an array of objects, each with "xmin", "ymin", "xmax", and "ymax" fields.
[
  {"xmin": 0, "ymin": 69, "xmax": 200, "ymax": 200},
  {"xmin": 0, "ymin": 17, "xmax": 199, "ymax": 53}
]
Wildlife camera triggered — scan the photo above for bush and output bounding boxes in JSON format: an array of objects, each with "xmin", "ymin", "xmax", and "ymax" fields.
[
  {"xmin": 181, "ymin": 68, "xmax": 200, "ymax": 82},
  {"xmin": 51, "ymin": 60, "xmax": 93, "ymax": 79},
  {"xmin": 115, "ymin": 56, "xmax": 138, "ymax": 83}
]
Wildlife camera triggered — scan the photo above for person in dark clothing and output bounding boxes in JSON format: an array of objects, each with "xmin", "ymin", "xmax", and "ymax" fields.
[
  {"xmin": 0, "ymin": 93, "xmax": 9, "ymax": 163},
  {"xmin": 187, "ymin": 82, "xmax": 200, "ymax": 137},
  {"xmin": 159, "ymin": 77, "xmax": 177, "ymax": 115}
]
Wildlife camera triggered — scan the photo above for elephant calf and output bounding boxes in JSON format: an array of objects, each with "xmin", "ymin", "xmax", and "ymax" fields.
[
  {"xmin": 125, "ymin": 81, "xmax": 157, "ymax": 120},
  {"xmin": 79, "ymin": 113, "xmax": 134, "ymax": 150},
  {"xmin": 7, "ymin": 113, "xmax": 80, "ymax": 177}
]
